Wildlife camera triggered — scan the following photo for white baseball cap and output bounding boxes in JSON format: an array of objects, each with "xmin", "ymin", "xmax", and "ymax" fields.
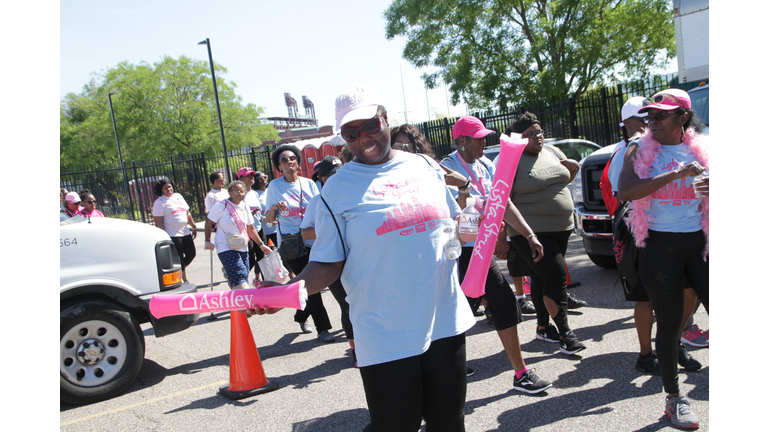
[
  {"xmin": 335, "ymin": 84, "xmax": 381, "ymax": 131},
  {"xmin": 619, "ymin": 96, "xmax": 649, "ymax": 127}
]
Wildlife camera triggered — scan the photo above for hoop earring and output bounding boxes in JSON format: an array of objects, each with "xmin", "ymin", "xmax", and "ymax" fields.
[{"xmin": 681, "ymin": 125, "xmax": 686, "ymax": 139}]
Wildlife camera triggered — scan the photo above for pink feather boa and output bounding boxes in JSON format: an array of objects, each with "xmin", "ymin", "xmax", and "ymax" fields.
[{"xmin": 625, "ymin": 128, "xmax": 709, "ymax": 260}]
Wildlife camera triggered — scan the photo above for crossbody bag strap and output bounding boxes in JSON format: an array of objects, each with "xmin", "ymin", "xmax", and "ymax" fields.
[
  {"xmin": 277, "ymin": 178, "xmax": 305, "ymax": 236},
  {"xmin": 320, "ymin": 194, "xmax": 347, "ymax": 261},
  {"xmin": 225, "ymin": 200, "xmax": 246, "ymax": 234}
]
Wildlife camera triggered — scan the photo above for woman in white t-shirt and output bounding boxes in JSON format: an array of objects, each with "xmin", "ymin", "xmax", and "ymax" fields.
[
  {"xmin": 255, "ymin": 85, "xmax": 475, "ymax": 431},
  {"xmin": 203, "ymin": 181, "xmax": 271, "ymax": 290},
  {"xmin": 152, "ymin": 178, "xmax": 197, "ymax": 283}
]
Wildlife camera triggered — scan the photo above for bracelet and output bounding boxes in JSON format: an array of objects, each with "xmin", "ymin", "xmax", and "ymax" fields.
[
  {"xmin": 205, "ymin": 239, "xmax": 211, "ymax": 242},
  {"xmin": 458, "ymin": 178, "xmax": 471, "ymax": 190},
  {"xmin": 527, "ymin": 234, "xmax": 537, "ymax": 239}
]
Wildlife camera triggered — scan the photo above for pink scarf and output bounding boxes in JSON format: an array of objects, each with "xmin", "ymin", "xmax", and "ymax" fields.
[{"xmin": 626, "ymin": 128, "xmax": 709, "ymax": 260}]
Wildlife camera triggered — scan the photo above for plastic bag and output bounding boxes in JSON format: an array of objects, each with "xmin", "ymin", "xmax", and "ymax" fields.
[{"xmin": 258, "ymin": 249, "xmax": 291, "ymax": 284}]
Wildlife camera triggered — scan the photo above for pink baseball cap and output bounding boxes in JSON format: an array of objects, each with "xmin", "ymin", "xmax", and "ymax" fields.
[
  {"xmin": 65, "ymin": 192, "xmax": 81, "ymax": 204},
  {"xmin": 638, "ymin": 88, "xmax": 691, "ymax": 113},
  {"xmin": 237, "ymin": 167, "xmax": 257, "ymax": 178},
  {"xmin": 451, "ymin": 116, "xmax": 496, "ymax": 139},
  {"xmin": 335, "ymin": 84, "xmax": 381, "ymax": 131}
]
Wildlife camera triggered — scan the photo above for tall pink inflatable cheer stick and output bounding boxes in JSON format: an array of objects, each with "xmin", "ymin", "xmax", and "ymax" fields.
[
  {"xmin": 149, "ymin": 281, "xmax": 307, "ymax": 319},
  {"xmin": 461, "ymin": 133, "xmax": 527, "ymax": 298}
]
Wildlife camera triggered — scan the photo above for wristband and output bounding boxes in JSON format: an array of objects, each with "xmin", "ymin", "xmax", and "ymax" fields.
[
  {"xmin": 458, "ymin": 178, "xmax": 471, "ymax": 191},
  {"xmin": 527, "ymin": 234, "xmax": 537, "ymax": 239}
]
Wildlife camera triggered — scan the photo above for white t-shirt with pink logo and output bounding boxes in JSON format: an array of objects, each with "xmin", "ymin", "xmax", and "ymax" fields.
[
  {"xmin": 153, "ymin": 193, "xmax": 191, "ymax": 237},
  {"xmin": 310, "ymin": 151, "xmax": 474, "ymax": 367}
]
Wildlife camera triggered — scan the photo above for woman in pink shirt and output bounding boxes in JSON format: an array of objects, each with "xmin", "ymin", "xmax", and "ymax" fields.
[{"xmin": 76, "ymin": 191, "xmax": 105, "ymax": 218}]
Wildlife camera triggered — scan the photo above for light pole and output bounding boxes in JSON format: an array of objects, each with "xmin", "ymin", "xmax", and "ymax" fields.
[
  {"xmin": 198, "ymin": 38, "xmax": 231, "ymax": 182},
  {"xmin": 107, "ymin": 93, "xmax": 134, "ymax": 219}
]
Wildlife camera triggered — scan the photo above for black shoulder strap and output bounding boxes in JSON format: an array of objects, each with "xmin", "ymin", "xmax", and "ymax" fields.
[{"xmin": 320, "ymin": 194, "xmax": 347, "ymax": 261}]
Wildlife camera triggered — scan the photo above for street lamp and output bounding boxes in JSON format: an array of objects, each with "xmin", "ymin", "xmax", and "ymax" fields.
[
  {"xmin": 107, "ymin": 93, "xmax": 135, "ymax": 219},
  {"xmin": 198, "ymin": 38, "xmax": 231, "ymax": 183}
]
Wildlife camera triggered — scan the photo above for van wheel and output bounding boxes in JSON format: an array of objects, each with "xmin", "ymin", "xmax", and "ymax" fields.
[
  {"xmin": 588, "ymin": 253, "xmax": 617, "ymax": 269},
  {"xmin": 60, "ymin": 300, "xmax": 145, "ymax": 405}
]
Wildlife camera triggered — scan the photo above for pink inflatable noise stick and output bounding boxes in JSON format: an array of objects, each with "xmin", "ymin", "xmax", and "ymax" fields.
[
  {"xmin": 149, "ymin": 281, "xmax": 308, "ymax": 319},
  {"xmin": 460, "ymin": 133, "xmax": 526, "ymax": 298}
]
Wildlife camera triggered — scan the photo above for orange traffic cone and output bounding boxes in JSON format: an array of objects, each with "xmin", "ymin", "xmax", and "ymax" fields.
[
  {"xmin": 218, "ymin": 310, "xmax": 279, "ymax": 400},
  {"xmin": 267, "ymin": 238, "xmax": 275, "ymax": 247},
  {"xmin": 565, "ymin": 262, "xmax": 581, "ymax": 288}
]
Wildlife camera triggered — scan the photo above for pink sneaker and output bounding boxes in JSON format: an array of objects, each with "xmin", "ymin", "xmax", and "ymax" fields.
[{"xmin": 681, "ymin": 324, "xmax": 709, "ymax": 348}]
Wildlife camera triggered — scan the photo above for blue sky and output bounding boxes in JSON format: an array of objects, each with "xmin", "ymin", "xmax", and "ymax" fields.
[{"xmin": 59, "ymin": 0, "xmax": 469, "ymax": 128}]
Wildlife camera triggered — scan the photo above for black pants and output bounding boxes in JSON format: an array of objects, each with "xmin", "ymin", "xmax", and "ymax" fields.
[
  {"xmin": 457, "ymin": 247, "xmax": 522, "ymax": 331},
  {"xmin": 171, "ymin": 234, "xmax": 196, "ymax": 272},
  {"xmin": 510, "ymin": 231, "xmax": 571, "ymax": 330},
  {"xmin": 360, "ymin": 333, "xmax": 467, "ymax": 432},
  {"xmin": 247, "ymin": 239, "xmax": 265, "ymax": 280},
  {"xmin": 328, "ymin": 277, "xmax": 353, "ymax": 340},
  {"xmin": 639, "ymin": 230, "xmax": 709, "ymax": 395},
  {"xmin": 284, "ymin": 249, "xmax": 332, "ymax": 333}
]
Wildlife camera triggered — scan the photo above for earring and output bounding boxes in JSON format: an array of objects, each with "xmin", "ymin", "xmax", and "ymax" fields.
[
  {"xmin": 681, "ymin": 125, "xmax": 686, "ymax": 139},
  {"xmin": 461, "ymin": 146, "xmax": 465, "ymax": 151}
]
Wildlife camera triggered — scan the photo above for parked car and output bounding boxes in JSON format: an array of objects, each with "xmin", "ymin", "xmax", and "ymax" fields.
[
  {"xmin": 484, "ymin": 137, "xmax": 602, "ymax": 201},
  {"xmin": 572, "ymin": 84, "xmax": 710, "ymax": 268},
  {"xmin": 483, "ymin": 138, "xmax": 601, "ymax": 163},
  {"xmin": 60, "ymin": 215, "xmax": 199, "ymax": 404}
]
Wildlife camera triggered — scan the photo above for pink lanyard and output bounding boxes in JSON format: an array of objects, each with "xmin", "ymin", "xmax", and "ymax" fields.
[{"xmin": 456, "ymin": 152, "xmax": 486, "ymax": 198}]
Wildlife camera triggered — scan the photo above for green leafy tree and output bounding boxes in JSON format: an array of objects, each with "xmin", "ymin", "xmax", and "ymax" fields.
[
  {"xmin": 61, "ymin": 56, "xmax": 278, "ymax": 169},
  {"xmin": 385, "ymin": 0, "xmax": 675, "ymax": 110}
]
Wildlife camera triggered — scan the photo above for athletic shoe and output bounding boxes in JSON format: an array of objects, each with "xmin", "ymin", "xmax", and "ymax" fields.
[
  {"xmin": 681, "ymin": 325, "xmax": 709, "ymax": 348},
  {"xmin": 518, "ymin": 296, "xmax": 536, "ymax": 314},
  {"xmin": 535, "ymin": 323, "xmax": 560, "ymax": 343},
  {"xmin": 222, "ymin": 267, "xmax": 228, "ymax": 280},
  {"xmin": 559, "ymin": 331, "xmax": 587, "ymax": 355},
  {"xmin": 467, "ymin": 367, "xmax": 475, "ymax": 377},
  {"xmin": 299, "ymin": 321, "xmax": 313, "ymax": 334},
  {"xmin": 567, "ymin": 292, "xmax": 588, "ymax": 309},
  {"xmin": 665, "ymin": 395, "xmax": 699, "ymax": 429},
  {"xmin": 677, "ymin": 342, "xmax": 701, "ymax": 371},
  {"xmin": 636, "ymin": 352, "xmax": 661, "ymax": 375},
  {"xmin": 318, "ymin": 330, "xmax": 335, "ymax": 343},
  {"xmin": 513, "ymin": 369, "xmax": 552, "ymax": 394}
]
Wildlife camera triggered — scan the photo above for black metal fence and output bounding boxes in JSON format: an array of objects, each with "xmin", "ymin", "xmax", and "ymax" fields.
[
  {"xmin": 60, "ymin": 147, "xmax": 275, "ymax": 223},
  {"xmin": 61, "ymin": 74, "xmax": 707, "ymax": 223},
  {"xmin": 418, "ymin": 74, "xmax": 707, "ymax": 160}
]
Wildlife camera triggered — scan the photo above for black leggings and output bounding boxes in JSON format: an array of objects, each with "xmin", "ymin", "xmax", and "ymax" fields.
[
  {"xmin": 284, "ymin": 249, "xmax": 332, "ymax": 333},
  {"xmin": 360, "ymin": 333, "xmax": 467, "ymax": 432},
  {"xmin": 328, "ymin": 277, "xmax": 353, "ymax": 340},
  {"xmin": 171, "ymin": 234, "xmax": 196, "ymax": 271},
  {"xmin": 510, "ymin": 231, "xmax": 571, "ymax": 331},
  {"xmin": 639, "ymin": 230, "xmax": 709, "ymax": 395},
  {"xmin": 457, "ymin": 247, "xmax": 522, "ymax": 331}
]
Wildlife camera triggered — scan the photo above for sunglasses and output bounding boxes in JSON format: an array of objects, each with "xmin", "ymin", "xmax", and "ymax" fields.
[
  {"xmin": 523, "ymin": 129, "xmax": 545, "ymax": 139},
  {"xmin": 651, "ymin": 93, "xmax": 684, "ymax": 107},
  {"xmin": 83, "ymin": 200, "xmax": 97, "ymax": 204},
  {"xmin": 643, "ymin": 111, "xmax": 679, "ymax": 124},
  {"xmin": 280, "ymin": 155, "xmax": 298, "ymax": 164},
  {"xmin": 341, "ymin": 116, "xmax": 382, "ymax": 143},
  {"xmin": 392, "ymin": 141, "xmax": 412, "ymax": 151}
]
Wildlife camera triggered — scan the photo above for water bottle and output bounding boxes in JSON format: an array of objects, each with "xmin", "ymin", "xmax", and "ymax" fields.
[
  {"xmin": 459, "ymin": 197, "xmax": 480, "ymax": 242},
  {"xmin": 443, "ymin": 224, "xmax": 461, "ymax": 260}
]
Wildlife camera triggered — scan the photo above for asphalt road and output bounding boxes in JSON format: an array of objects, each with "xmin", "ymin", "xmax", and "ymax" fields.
[{"xmin": 60, "ymin": 231, "xmax": 709, "ymax": 431}]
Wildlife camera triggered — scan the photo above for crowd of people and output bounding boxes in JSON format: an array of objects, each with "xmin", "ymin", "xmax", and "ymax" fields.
[{"xmin": 59, "ymin": 84, "xmax": 709, "ymax": 431}]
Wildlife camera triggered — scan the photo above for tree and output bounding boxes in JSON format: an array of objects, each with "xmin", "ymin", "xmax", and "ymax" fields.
[
  {"xmin": 384, "ymin": 0, "xmax": 675, "ymax": 111},
  {"xmin": 61, "ymin": 56, "xmax": 278, "ymax": 169}
]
